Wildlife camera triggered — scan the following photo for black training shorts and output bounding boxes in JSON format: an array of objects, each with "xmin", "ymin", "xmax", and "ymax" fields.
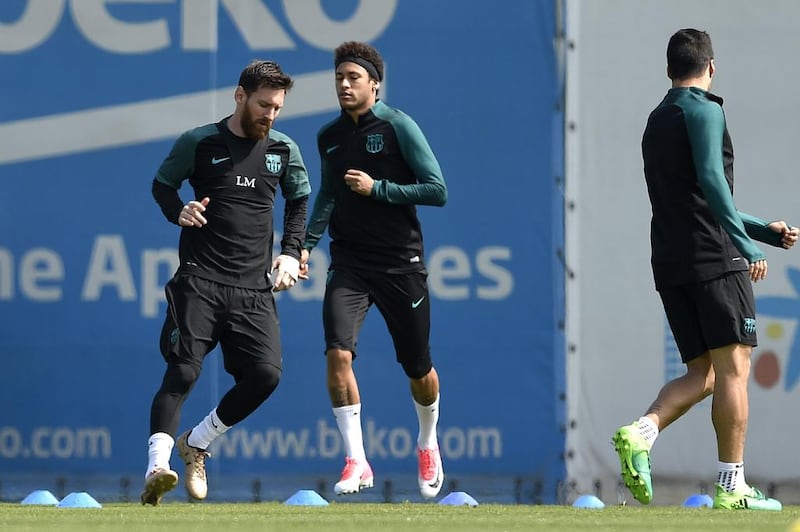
[
  {"xmin": 322, "ymin": 268, "xmax": 431, "ymax": 371},
  {"xmin": 659, "ymin": 270, "xmax": 757, "ymax": 363},
  {"xmin": 159, "ymin": 274, "xmax": 282, "ymax": 377}
]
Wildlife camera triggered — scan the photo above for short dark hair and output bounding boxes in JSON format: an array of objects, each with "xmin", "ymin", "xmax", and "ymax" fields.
[
  {"xmin": 334, "ymin": 41, "xmax": 384, "ymax": 81},
  {"xmin": 667, "ymin": 29, "xmax": 714, "ymax": 81},
  {"xmin": 238, "ymin": 60, "xmax": 294, "ymax": 94}
]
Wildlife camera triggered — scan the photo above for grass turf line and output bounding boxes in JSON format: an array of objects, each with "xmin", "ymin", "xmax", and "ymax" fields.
[{"xmin": 1, "ymin": 502, "xmax": 800, "ymax": 531}]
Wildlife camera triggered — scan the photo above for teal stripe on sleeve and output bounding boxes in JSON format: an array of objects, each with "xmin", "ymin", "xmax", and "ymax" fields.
[
  {"xmin": 155, "ymin": 124, "xmax": 215, "ymax": 188},
  {"xmin": 682, "ymin": 99, "xmax": 764, "ymax": 262},
  {"xmin": 271, "ymin": 130, "xmax": 311, "ymax": 200},
  {"xmin": 371, "ymin": 104, "xmax": 447, "ymax": 206},
  {"xmin": 304, "ymin": 148, "xmax": 335, "ymax": 251}
]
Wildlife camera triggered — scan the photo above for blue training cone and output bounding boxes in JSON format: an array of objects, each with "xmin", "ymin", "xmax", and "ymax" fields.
[
  {"xmin": 21, "ymin": 490, "xmax": 59, "ymax": 506},
  {"xmin": 57, "ymin": 492, "xmax": 102, "ymax": 508},
  {"xmin": 682, "ymin": 493, "xmax": 713, "ymax": 508},
  {"xmin": 438, "ymin": 491, "xmax": 479, "ymax": 507},
  {"xmin": 284, "ymin": 489, "xmax": 329, "ymax": 506},
  {"xmin": 572, "ymin": 494, "xmax": 605, "ymax": 509}
]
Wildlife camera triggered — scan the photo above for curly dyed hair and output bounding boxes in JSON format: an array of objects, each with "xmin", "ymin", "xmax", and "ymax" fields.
[{"xmin": 334, "ymin": 41, "xmax": 384, "ymax": 81}]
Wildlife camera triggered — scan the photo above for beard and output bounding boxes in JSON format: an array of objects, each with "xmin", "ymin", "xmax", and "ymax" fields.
[{"xmin": 240, "ymin": 104, "xmax": 269, "ymax": 140}]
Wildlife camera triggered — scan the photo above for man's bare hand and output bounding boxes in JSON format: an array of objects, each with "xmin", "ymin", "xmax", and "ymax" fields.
[
  {"xmin": 299, "ymin": 249, "xmax": 310, "ymax": 280},
  {"xmin": 767, "ymin": 221, "xmax": 799, "ymax": 249},
  {"xmin": 179, "ymin": 197, "xmax": 210, "ymax": 227},
  {"xmin": 344, "ymin": 169, "xmax": 374, "ymax": 196},
  {"xmin": 749, "ymin": 259, "xmax": 767, "ymax": 282}
]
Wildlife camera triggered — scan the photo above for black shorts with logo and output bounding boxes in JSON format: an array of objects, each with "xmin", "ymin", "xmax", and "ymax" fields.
[
  {"xmin": 658, "ymin": 270, "xmax": 757, "ymax": 363},
  {"xmin": 159, "ymin": 274, "xmax": 282, "ymax": 377},
  {"xmin": 322, "ymin": 268, "xmax": 431, "ymax": 375}
]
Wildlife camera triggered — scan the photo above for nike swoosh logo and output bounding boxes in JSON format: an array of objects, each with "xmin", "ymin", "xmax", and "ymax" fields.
[
  {"xmin": 211, "ymin": 156, "xmax": 230, "ymax": 164},
  {"xmin": 326, "ymin": 145, "xmax": 340, "ymax": 154},
  {"xmin": 428, "ymin": 478, "xmax": 441, "ymax": 489},
  {"xmin": 412, "ymin": 296, "xmax": 425, "ymax": 309}
]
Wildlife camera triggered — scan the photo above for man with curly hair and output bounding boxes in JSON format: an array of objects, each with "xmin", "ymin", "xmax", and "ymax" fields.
[{"xmin": 300, "ymin": 41, "xmax": 448, "ymax": 499}]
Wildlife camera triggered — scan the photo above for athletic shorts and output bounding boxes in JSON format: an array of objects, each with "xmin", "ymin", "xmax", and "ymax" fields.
[
  {"xmin": 159, "ymin": 274, "xmax": 281, "ymax": 377},
  {"xmin": 658, "ymin": 270, "xmax": 757, "ymax": 363},
  {"xmin": 322, "ymin": 268, "xmax": 431, "ymax": 369}
]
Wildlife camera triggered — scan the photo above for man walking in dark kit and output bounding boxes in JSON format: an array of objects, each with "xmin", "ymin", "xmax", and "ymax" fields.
[
  {"xmin": 141, "ymin": 60, "xmax": 310, "ymax": 505},
  {"xmin": 612, "ymin": 29, "xmax": 797, "ymax": 511},
  {"xmin": 299, "ymin": 41, "xmax": 448, "ymax": 499}
]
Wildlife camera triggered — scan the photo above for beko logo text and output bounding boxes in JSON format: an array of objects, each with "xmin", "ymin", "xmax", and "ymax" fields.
[{"xmin": 0, "ymin": 0, "xmax": 398, "ymax": 54}]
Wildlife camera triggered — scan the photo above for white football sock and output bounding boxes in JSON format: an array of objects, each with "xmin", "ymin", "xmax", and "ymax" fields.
[
  {"xmin": 188, "ymin": 408, "xmax": 230, "ymax": 450},
  {"xmin": 637, "ymin": 416, "xmax": 659, "ymax": 450},
  {"xmin": 717, "ymin": 461, "xmax": 745, "ymax": 492},
  {"xmin": 415, "ymin": 394, "xmax": 440, "ymax": 449},
  {"xmin": 333, "ymin": 404, "xmax": 366, "ymax": 461},
  {"xmin": 146, "ymin": 432, "xmax": 174, "ymax": 476}
]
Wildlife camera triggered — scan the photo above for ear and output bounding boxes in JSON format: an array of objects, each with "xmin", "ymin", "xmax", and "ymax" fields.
[
  {"xmin": 708, "ymin": 59, "xmax": 715, "ymax": 78},
  {"xmin": 234, "ymin": 86, "xmax": 247, "ymax": 104}
]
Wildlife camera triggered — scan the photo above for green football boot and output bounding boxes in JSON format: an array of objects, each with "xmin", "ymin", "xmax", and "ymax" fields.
[
  {"xmin": 612, "ymin": 423, "xmax": 653, "ymax": 504},
  {"xmin": 712, "ymin": 484, "xmax": 782, "ymax": 511}
]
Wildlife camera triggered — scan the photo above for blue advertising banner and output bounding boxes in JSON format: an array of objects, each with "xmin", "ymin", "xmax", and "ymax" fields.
[{"xmin": 0, "ymin": 0, "xmax": 564, "ymax": 501}]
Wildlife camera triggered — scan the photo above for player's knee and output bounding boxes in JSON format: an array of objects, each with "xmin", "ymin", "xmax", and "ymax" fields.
[
  {"xmin": 401, "ymin": 356, "xmax": 433, "ymax": 380},
  {"xmin": 164, "ymin": 362, "xmax": 201, "ymax": 394},
  {"xmin": 247, "ymin": 363, "xmax": 282, "ymax": 398},
  {"xmin": 326, "ymin": 348, "xmax": 354, "ymax": 371}
]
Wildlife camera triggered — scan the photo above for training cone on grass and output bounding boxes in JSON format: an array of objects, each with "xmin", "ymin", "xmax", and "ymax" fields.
[
  {"xmin": 438, "ymin": 491, "xmax": 478, "ymax": 507},
  {"xmin": 57, "ymin": 492, "xmax": 102, "ymax": 508},
  {"xmin": 21, "ymin": 490, "xmax": 59, "ymax": 506},
  {"xmin": 284, "ymin": 489, "xmax": 329, "ymax": 506},
  {"xmin": 572, "ymin": 494, "xmax": 605, "ymax": 509},
  {"xmin": 682, "ymin": 493, "xmax": 713, "ymax": 508}
]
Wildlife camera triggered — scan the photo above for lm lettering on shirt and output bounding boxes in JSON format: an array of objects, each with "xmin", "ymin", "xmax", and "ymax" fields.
[{"xmin": 235, "ymin": 175, "xmax": 256, "ymax": 188}]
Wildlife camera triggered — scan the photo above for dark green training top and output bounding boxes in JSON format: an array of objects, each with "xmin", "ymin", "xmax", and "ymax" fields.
[
  {"xmin": 305, "ymin": 100, "xmax": 447, "ymax": 273},
  {"xmin": 152, "ymin": 117, "xmax": 311, "ymax": 290},
  {"xmin": 641, "ymin": 87, "xmax": 782, "ymax": 290}
]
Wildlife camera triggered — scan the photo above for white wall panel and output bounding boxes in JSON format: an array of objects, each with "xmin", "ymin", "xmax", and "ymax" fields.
[{"xmin": 566, "ymin": 0, "xmax": 800, "ymax": 503}]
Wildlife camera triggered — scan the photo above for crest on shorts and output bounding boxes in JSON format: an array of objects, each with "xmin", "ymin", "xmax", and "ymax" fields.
[
  {"xmin": 366, "ymin": 134, "xmax": 384, "ymax": 154},
  {"xmin": 265, "ymin": 153, "xmax": 282, "ymax": 173},
  {"xmin": 743, "ymin": 317, "xmax": 756, "ymax": 334}
]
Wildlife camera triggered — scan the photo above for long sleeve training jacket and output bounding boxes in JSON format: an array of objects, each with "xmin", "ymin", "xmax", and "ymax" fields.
[
  {"xmin": 152, "ymin": 118, "xmax": 310, "ymax": 289},
  {"xmin": 305, "ymin": 100, "xmax": 447, "ymax": 273},
  {"xmin": 641, "ymin": 87, "xmax": 781, "ymax": 290}
]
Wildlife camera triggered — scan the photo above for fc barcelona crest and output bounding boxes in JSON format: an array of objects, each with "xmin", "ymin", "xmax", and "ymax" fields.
[
  {"xmin": 265, "ymin": 153, "xmax": 282, "ymax": 173},
  {"xmin": 366, "ymin": 134, "xmax": 384, "ymax": 154}
]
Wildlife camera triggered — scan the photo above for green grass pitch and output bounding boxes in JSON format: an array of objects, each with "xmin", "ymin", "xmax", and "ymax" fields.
[{"xmin": 2, "ymin": 502, "xmax": 800, "ymax": 531}]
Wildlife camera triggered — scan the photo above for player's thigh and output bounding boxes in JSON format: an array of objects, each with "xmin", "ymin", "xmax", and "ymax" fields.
[
  {"xmin": 372, "ymin": 271, "xmax": 431, "ymax": 367},
  {"xmin": 162, "ymin": 274, "xmax": 222, "ymax": 367},
  {"xmin": 694, "ymin": 271, "xmax": 757, "ymax": 349},
  {"xmin": 322, "ymin": 269, "xmax": 371, "ymax": 354},
  {"xmin": 220, "ymin": 287, "xmax": 282, "ymax": 379},
  {"xmin": 659, "ymin": 285, "xmax": 706, "ymax": 363}
]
